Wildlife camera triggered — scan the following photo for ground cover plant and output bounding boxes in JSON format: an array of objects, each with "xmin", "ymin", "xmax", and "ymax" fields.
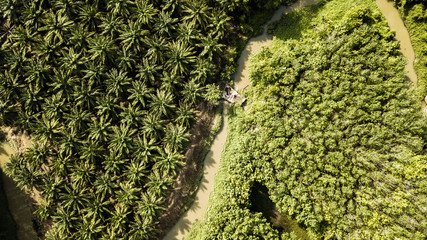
[
  {"xmin": 0, "ymin": 0, "xmax": 301, "ymax": 239},
  {"xmin": 188, "ymin": 0, "xmax": 427, "ymax": 239},
  {"xmin": 392, "ymin": 0, "xmax": 427, "ymax": 97}
]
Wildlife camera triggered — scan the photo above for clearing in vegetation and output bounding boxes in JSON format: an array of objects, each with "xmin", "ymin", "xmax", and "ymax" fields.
[{"xmin": 188, "ymin": 0, "xmax": 427, "ymax": 239}]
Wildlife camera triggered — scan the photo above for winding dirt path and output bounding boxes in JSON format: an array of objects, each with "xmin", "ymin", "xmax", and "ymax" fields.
[{"xmin": 376, "ymin": 0, "xmax": 418, "ymax": 85}]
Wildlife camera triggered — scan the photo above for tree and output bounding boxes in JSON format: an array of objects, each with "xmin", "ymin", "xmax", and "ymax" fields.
[
  {"xmin": 105, "ymin": 68, "xmax": 131, "ymax": 98},
  {"xmin": 137, "ymin": 192, "xmax": 165, "ymax": 220},
  {"xmin": 166, "ymin": 40, "xmax": 196, "ymax": 75},
  {"xmin": 119, "ymin": 20, "xmax": 148, "ymax": 52},
  {"xmin": 108, "ymin": 123, "xmax": 136, "ymax": 155},
  {"xmin": 87, "ymin": 35, "xmax": 117, "ymax": 64},
  {"xmin": 203, "ymin": 83, "xmax": 222, "ymax": 107},
  {"xmin": 182, "ymin": 1, "xmax": 212, "ymax": 30},
  {"xmin": 162, "ymin": 123, "xmax": 190, "ymax": 151},
  {"xmin": 149, "ymin": 89, "xmax": 175, "ymax": 117},
  {"xmin": 127, "ymin": 80, "xmax": 152, "ymax": 108},
  {"xmin": 39, "ymin": 10, "xmax": 74, "ymax": 44},
  {"xmin": 175, "ymin": 102, "xmax": 197, "ymax": 127},
  {"xmin": 154, "ymin": 146, "xmax": 185, "ymax": 176},
  {"xmin": 181, "ymin": 79, "xmax": 203, "ymax": 106}
]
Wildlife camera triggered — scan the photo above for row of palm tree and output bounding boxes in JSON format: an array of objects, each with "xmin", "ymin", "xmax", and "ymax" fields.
[{"xmin": 0, "ymin": 0, "xmax": 227, "ymax": 238}]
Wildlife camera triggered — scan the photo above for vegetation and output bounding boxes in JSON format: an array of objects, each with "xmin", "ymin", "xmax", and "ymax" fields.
[
  {"xmin": 0, "ymin": 0, "xmax": 302, "ymax": 239},
  {"xmin": 189, "ymin": 0, "xmax": 427, "ymax": 239},
  {"xmin": 392, "ymin": 0, "xmax": 427, "ymax": 97}
]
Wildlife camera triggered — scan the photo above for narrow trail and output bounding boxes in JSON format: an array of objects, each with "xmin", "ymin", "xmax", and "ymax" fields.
[
  {"xmin": 376, "ymin": 0, "xmax": 418, "ymax": 85},
  {"xmin": 163, "ymin": 108, "xmax": 227, "ymax": 240},
  {"xmin": 0, "ymin": 142, "xmax": 38, "ymax": 240}
]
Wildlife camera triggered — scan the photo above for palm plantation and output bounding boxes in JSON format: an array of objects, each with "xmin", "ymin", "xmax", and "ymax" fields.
[{"xmin": 0, "ymin": 0, "xmax": 232, "ymax": 238}]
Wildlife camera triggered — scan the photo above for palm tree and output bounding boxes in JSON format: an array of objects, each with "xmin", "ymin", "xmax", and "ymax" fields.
[
  {"xmin": 51, "ymin": 206, "xmax": 78, "ymax": 236},
  {"xmin": 175, "ymin": 102, "xmax": 197, "ymax": 127},
  {"xmin": 59, "ymin": 182, "xmax": 89, "ymax": 212},
  {"xmin": 1, "ymin": 0, "xmax": 20, "ymax": 24},
  {"xmin": 132, "ymin": 135, "xmax": 157, "ymax": 164},
  {"xmin": 84, "ymin": 194, "xmax": 110, "ymax": 222},
  {"xmin": 64, "ymin": 106, "xmax": 91, "ymax": 133},
  {"xmin": 140, "ymin": 113, "xmax": 166, "ymax": 141},
  {"xmin": 73, "ymin": 81, "xmax": 101, "ymax": 110},
  {"xmin": 160, "ymin": 71, "xmax": 181, "ymax": 93},
  {"xmin": 41, "ymin": 175, "xmax": 64, "ymax": 201},
  {"xmin": 181, "ymin": 79, "xmax": 203, "ymax": 106},
  {"xmin": 145, "ymin": 170, "xmax": 173, "ymax": 196},
  {"xmin": 87, "ymin": 115, "xmax": 111, "ymax": 143},
  {"xmin": 87, "ymin": 35, "xmax": 117, "ymax": 64},
  {"xmin": 128, "ymin": 215, "xmax": 156, "ymax": 240},
  {"xmin": 0, "ymin": 70, "xmax": 23, "ymax": 102},
  {"xmin": 144, "ymin": 35, "xmax": 166, "ymax": 64},
  {"xmin": 107, "ymin": 203, "xmax": 130, "ymax": 237},
  {"xmin": 34, "ymin": 114, "xmax": 62, "ymax": 143},
  {"xmin": 106, "ymin": 0, "xmax": 135, "ymax": 17},
  {"xmin": 108, "ymin": 123, "xmax": 136, "ymax": 155},
  {"xmin": 34, "ymin": 36, "xmax": 62, "ymax": 62},
  {"xmin": 9, "ymin": 24, "xmax": 37, "ymax": 49},
  {"xmin": 79, "ymin": 140, "xmax": 104, "ymax": 165},
  {"xmin": 50, "ymin": 152, "xmax": 72, "ymax": 177},
  {"xmin": 39, "ymin": 10, "xmax": 74, "ymax": 44},
  {"xmin": 135, "ymin": 58, "xmax": 161, "ymax": 85},
  {"xmin": 59, "ymin": 48, "xmax": 87, "ymax": 74},
  {"xmin": 48, "ymin": 69, "xmax": 75, "ymax": 101},
  {"xmin": 70, "ymin": 161, "xmax": 95, "ymax": 188},
  {"xmin": 134, "ymin": 0, "xmax": 157, "ymax": 26},
  {"xmin": 105, "ymin": 68, "xmax": 131, "ymax": 98},
  {"xmin": 119, "ymin": 104, "xmax": 144, "ymax": 128},
  {"xmin": 99, "ymin": 13, "xmax": 124, "ymax": 38},
  {"xmin": 136, "ymin": 192, "xmax": 165, "ymax": 220},
  {"xmin": 182, "ymin": 1, "xmax": 212, "ymax": 30},
  {"xmin": 125, "ymin": 160, "xmax": 148, "ymax": 184},
  {"xmin": 58, "ymin": 128, "xmax": 80, "ymax": 156},
  {"xmin": 176, "ymin": 22, "xmax": 200, "ymax": 45},
  {"xmin": 68, "ymin": 23, "xmax": 94, "ymax": 50},
  {"xmin": 127, "ymin": 80, "xmax": 152, "ymax": 108},
  {"xmin": 42, "ymin": 92, "xmax": 66, "ymax": 120},
  {"xmin": 94, "ymin": 174, "xmax": 118, "ymax": 199},
  {"xmin": 95, "ymin": 94, "xmax": 120, "ymax": 120},
  {"xmin": 154, "ymin": 146, "xmax": 185, "ymax": 176},
  {"xmin": 153, "ymin": 10, "xmax": 177, "ymax": 37},
  {"xmin": 82, "ymin": 61, "xmax": 106, "ymax": 86},
  {"xmin": 163, "ymin": 123, "xmax": 190, "ymax": 151},
  {"xmin": 208, "ymin": 11, "xmax": 230, "ymax": 39},
  {"xmin": 119, "ymin": 20, "xmax": 148, "ymax": 52},
  {"xmin": 149, "ymin": 89, "xmax": 175, "ymax": 117},
  {"xmin": 166, "ymin": 40, "xmax": 196, "ymax": 75},
  {"xmin": 77, "ymin": 3, "xmax": 101, "ymax": 31},
  {"xmin": 73, "ymin": 218, "xmax": 104, "ymax": 240},
  {"xmin": 116, "ymin": 182, "xmax": 140, "ymax": 206},
  {"xmin": 116, "ymin": 49, "xmax": 136, "ymax": 72},
  {"xmin": 102, "ymin": 150, "xmax": 127, "ymax": 175},
  {"xmin": 197, "ymin": 35, "xmax": 225, "ymax": 61}
]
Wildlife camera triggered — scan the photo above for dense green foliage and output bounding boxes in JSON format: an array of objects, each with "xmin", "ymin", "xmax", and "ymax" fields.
[
  {"xmin": 393, "ymin": 0, "xmax": 427, "ymax": 97},
  {"xmin": 189, "ymin": 0, "xmax": 427, "ymax": 239}
]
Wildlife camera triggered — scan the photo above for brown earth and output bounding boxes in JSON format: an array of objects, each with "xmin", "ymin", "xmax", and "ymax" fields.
[{"xmin": 156, "ymin": 102, "xmax": 219, "ymax": 239}]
